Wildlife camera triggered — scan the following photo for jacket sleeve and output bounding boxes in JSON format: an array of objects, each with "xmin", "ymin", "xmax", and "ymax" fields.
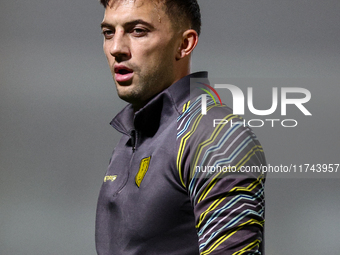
[{"xmin": 177, "ymin": 102, "xmax": 266, "ymax": 255}]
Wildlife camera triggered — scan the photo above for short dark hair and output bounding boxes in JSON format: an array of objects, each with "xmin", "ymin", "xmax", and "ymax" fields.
[{"xmin": 99, "ymin": 0, "xmax": 201, "ymax": 36}]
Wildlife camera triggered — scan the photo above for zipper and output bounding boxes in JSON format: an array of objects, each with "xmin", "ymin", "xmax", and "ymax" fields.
[
  {"xmin": 113, "ymin": 130, "xmax": 137, "ymax": 196},
  {"xmin": 130, "ymin": 130, "xmax": 137, "ymax": 152}
]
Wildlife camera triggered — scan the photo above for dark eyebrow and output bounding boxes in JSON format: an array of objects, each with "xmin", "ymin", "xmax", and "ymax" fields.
[
  {"xmin": 125, "ymin": 19, "xmax": 154, "ymax": 29},
  {"xmin": 101, "ymin": 19, "xmax": 155, "ymax": 30},
  {"xmin": 101, "ymin": 22, "xmax": 113, "ymax": 29}
]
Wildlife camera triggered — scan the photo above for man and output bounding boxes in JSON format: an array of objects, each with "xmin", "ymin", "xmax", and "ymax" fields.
[{"xmin": 96, "ymin": 0, "xmax": 266, "ymax": 254}]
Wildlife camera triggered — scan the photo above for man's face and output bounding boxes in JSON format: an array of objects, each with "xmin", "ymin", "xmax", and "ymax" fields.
[{"xmin": 101, "ymin": 0, "xmax": 182, "ymax": 109}]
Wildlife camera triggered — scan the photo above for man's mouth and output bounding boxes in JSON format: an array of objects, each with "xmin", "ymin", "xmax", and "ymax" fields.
[{"xmin": 114, "ymin": 65, "xmax": 134, "ymax": 83}]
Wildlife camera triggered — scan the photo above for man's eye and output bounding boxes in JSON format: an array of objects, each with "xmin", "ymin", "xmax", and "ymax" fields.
[
  {"xmin": 102, "ymin": 30, "xmax": 114, "ymax": 39},
  {"xmin": 132, "ymin": 28, "xmax": 148, "ymax": 37}
]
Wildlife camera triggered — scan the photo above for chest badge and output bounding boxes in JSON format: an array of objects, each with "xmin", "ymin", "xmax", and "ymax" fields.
[
  {"xmin": 135, "ymin": 156, "xmax": 151, "ymax": 188},
  {"xmin": 104, "ymin": 175, "xmax": 117, "ymax": 183}
]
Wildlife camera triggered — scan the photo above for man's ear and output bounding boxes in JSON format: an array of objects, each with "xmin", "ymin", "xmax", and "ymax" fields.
[{"xmin": 176, "ymin": 29, "xmax": 199, "ymax": 60}]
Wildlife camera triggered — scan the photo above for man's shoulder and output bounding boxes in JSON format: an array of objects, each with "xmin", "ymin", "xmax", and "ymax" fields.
[
  {"xmin": 176, "ymin": 93, "xmax": 265, "ymax": 161},
  {"xmin": 177, "ymin": 94, "xmax": 243, "ymax": 136},
  {"xmin": 176, "ymin": 93, "xmax": 266, "ymax": 188}
]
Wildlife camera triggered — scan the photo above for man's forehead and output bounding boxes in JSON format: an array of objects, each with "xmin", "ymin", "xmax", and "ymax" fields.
[
  {"xmin": 107, "ymin": 0, "xmax": 162, "ymax": 9},
  {"xmin": 102, "ymin": 0, "xmax": 168, "ymax": 27}
]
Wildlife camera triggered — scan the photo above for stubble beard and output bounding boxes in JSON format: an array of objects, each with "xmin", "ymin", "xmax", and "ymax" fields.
[{"xmin": 115, "ymin": 61, "xmax": 175, "ymax": 109}]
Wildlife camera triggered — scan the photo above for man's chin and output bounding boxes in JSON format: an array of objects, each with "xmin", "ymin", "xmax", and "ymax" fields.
[
  {"xmin": 117, "ymin": 90, "xmax": 150, "ymax": 110},
  {"xmin": 117, "ymin": 90, "xmax": 137, "ymax": 103}
]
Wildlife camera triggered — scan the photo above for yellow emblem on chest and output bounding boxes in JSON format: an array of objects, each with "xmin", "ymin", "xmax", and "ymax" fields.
[
  {"xmin": 104, "ymin": 175, "xmax": 117, "ymax": 182},
  {"xmin": 135, "ymin": 156, "xmax": 151, "ymax": 187}
]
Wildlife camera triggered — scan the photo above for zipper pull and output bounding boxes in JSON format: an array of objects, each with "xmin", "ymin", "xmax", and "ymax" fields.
[{"xmin": 130, "ymin": 130, "xmax": 136, "ymax": 152}]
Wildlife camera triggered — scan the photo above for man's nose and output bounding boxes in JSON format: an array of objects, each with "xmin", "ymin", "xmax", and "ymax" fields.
[{"xmin": 109, "ymin": 31, "xmax": 130, "ymax": 61}]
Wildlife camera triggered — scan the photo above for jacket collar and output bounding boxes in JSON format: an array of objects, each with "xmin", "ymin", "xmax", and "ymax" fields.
[{"xmin": 110, "ymin": 71, "xmax": 208, "ymax": 136}]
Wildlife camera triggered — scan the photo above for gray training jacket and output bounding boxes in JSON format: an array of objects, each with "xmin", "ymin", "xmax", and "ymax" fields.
[{"xmin": 95, "ymin": 72, "xmax": 266, "ymax": 255}]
